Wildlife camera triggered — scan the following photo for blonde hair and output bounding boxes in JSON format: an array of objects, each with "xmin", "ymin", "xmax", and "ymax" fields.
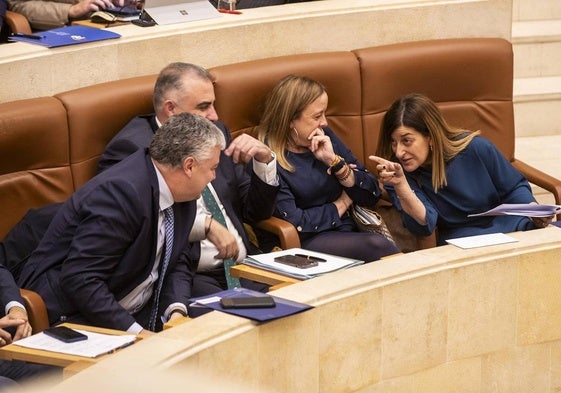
[
  {"xmin": 377, "ymin": 93, "xmax": 480, "ymax": 192},
  {"xmin": 257, "ymin": 75, "xmax": 325, "ymax": 172}
]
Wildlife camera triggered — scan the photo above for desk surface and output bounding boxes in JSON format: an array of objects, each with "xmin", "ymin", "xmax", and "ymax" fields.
[{"xmin": 0, "ymin": 323, "xmax": 139, "ymax": 368}]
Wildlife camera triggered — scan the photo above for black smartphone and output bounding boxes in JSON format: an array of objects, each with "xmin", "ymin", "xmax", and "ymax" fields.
[
  {"xmin": 43, "ymin": 326, "xmax": 88, "ymax": 343},
  {"xmin": 131, "ymin": 19, "xmax": 157, "ymax": 27},
  {"xmin": 274, "ymin": 254, "xmax": 318, "ymax": 269},
  {"xmin": 220, "ymin": 296, "xmax": 276, "ymax": 309}
]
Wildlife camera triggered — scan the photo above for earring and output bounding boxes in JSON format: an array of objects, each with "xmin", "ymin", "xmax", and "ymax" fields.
[{"xmin": 292, "ymin": 127, "xmax": 299, "ymax": 138}]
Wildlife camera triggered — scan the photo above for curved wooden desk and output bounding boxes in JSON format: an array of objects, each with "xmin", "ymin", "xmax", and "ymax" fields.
[{"xmin": 27, "ymin": 226, "xmax": 561, "ymax": 392}]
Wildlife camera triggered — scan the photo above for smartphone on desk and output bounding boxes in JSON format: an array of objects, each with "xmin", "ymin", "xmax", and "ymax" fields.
[
  {"xmin": 274, "ymin": 254, "xmax": 318, "ymax": 269},
  {"xmin": 43, "ymin": 326, "xmax": 88, "ymax": 343},
  {"xmin": 220, "ymin": 296, "xmax": 276, "ymax": 309}
]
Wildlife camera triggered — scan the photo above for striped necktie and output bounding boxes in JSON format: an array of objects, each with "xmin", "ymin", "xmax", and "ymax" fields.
[
  {"xmin": 149, "ymin": 206, "xmax": 174, "ymax": 331},
  {"xmin": 201, "ymin": 186, "xmax": 241, "ymax": 289}
]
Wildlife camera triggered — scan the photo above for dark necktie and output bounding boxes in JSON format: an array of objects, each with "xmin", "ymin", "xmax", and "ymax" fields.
[
  {"xmin": 149, "ymin": 206, "xmax": 174, "ymax": 331},
  {"xmin": 201, "ymin": 186, "xmax": 241, "ymax": 289}
]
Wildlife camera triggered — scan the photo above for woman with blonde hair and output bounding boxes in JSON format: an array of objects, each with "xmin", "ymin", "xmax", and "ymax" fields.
[
  {"xmin": 370, "ymin": 93, "xmax": 552, "ymax": 245},
  {"xmin": 257, "ymin": 75, "xmax": 399, "ymax": 262}
]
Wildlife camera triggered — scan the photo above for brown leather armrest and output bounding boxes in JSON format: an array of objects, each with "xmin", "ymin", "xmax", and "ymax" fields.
[
  {"xmin": 254, "ymin": 216, "xmax": 301, "ymax": 249},
  {"xmin": 19, "ymin": 288, "xmax": 50, "ymax": 333},
  {"xmin": 4, "ymin": 11, "xmax": 33, "ymax": 35},
  {"xmin": 512, "ymin": 159, "xmax": 561, "ymax": 220}
]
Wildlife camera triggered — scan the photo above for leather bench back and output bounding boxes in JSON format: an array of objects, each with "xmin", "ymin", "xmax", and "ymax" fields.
[
  {"xmin": 210, "ymin": 51, "xmax": 364, "ymax": 162},
  {"xmin": 0, "ymin": 98, "xmax": 73, "ymax": 239},
  {"xmin": 55, "ymin": 75, "xmax": 157, "ymax": 190},
  {"xmin": 354, "ymin": 37, "xmax": 514, "ymax": 173}
]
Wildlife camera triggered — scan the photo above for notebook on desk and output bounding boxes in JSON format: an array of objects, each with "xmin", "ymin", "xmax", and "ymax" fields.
[
  {"xmin": 141, "ymin": 0, "xmax": 220, "ymax": 25},
  {"xmin": 9, "ymin": 25, "xmax": 121, "ymax": 47}
]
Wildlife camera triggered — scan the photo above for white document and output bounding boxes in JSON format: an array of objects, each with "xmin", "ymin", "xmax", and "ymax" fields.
[
  {"xmin": 243, "ymin": 248, "xmax": 364, "ymax": 280},
  {"xmin": 467, "ymin": 203, "xmax": 561, "ymax": 218},
  {"xmin": 13, "ymin": 329, "xmax": 136, "ymax": 358},
  {"xmin": 445, "ymin": 233, "xmax": 519, "ymax": 249}
]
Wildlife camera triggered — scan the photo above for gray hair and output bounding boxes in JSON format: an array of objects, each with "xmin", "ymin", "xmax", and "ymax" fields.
[
  {"xmin": 153, "ymin": 62, "xmax": 214, "ymax": 111},
  {"xmin": 150, "ymin": 113, "xmax": 225, "ymax": 167}
]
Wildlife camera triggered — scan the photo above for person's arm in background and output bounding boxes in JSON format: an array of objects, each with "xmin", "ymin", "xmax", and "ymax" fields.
[{"xmin": 7, "ymin": 0, "xmax": 125, "ymax": 30}]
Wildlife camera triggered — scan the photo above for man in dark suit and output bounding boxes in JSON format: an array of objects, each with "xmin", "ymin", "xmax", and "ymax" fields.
[
  {"xmin": 18, "ymin": 113, "xmax": 225, "ymax": 333},
  {"xmin": 0, "ymin": 264, "xmax": 60, "ymax": 386},
  {"xmin": 98, "ymin": 62, "xmax": 279, "ymax": 298}
]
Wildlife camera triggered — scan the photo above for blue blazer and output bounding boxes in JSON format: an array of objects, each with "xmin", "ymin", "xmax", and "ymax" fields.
[
  {"xmin": 18, "ymin": 150, "xmax": 197, "ymax": 331},
  {"xmin": 98, "ymin": 115, "xmax": 279, "ymax": 259}
]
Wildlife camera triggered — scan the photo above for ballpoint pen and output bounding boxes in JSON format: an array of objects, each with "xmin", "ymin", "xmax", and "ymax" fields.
[
  {"xmin": 13, "ymin": 33, "xmax": 43, "ymax": 40},
  {"xmin": 218, "ymin": 8, "xmax": 242, "ymax": 14},
  {"xmin": 295, "ymin": 254, "xmax": 327, "ymax": 262}
]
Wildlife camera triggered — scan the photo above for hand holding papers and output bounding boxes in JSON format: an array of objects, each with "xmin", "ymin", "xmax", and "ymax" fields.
[
  {"xmin": 468, "ymin": 203, "xmax": 561, "ymax": 218},
  {"xmin": 243, "ymin": 248, "xmax": 364, "ymax": 280}
]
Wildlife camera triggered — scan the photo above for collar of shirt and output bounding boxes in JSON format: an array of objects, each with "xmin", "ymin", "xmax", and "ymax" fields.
[{"xmin": 152, "ymin": 159, "xmax": 174, "ymax": 212}]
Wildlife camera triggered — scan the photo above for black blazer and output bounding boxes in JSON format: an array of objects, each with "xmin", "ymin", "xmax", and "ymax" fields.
[
  {"xmin": 18, "ymin": 150, "xmax": 197, "ymax": 331},
  {"xmin": 98, "ymin": 115, "xmax": 279, "ymax": 259}
]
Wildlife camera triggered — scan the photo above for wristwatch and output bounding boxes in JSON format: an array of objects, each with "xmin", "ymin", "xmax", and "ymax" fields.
[{"xmin": 331, "ymin": 155, "xmax": 346, "ymax": 174}]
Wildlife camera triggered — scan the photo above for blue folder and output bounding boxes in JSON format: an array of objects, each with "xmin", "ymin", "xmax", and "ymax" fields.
[
  {"xmin": 9, "ymin": 25, "xmax": 121, "ymax": 48},
  {"xmin": 190, "ymin": 288, "xmax": 313, "ymax": 323}
]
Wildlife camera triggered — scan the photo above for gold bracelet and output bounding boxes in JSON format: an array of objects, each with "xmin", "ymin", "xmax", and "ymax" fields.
[{"xmin": 330, "ymin": 155, "xmax": 341, "ymax": 167}]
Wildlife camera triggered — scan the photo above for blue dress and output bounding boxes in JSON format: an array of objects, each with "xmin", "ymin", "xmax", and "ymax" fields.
[{"xmin": 386, "ymin": 136, "xmax": 536, "ymax": 245}]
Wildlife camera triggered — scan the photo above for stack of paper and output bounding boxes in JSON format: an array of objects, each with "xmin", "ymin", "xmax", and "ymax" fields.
[
  {"xmin": 467, "ymin": 203, "xmax": 561, "ymax": 218},
  {"xmin": 242, "ymin": 248, "xmax": 364, "ymax": 280},
  {"xmin": 13, "ymin": 329, "xmax": 136, "ymax": 358}
]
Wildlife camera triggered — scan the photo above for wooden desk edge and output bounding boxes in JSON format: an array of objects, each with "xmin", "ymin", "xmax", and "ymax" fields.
[
  {"xmin": 0, "ymin": 323, "xmax": 140, "ymax": 368},
  {"xmin": 230, "ymin": 264, "xmax": 301, "ymax": 286}
]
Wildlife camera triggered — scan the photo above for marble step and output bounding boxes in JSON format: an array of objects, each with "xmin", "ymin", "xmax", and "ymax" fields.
[
  {"xmin": 512, "ymin": 19, "xmax": 561, "ymax": 78},
  {"xmin": 513, "ymin": 76, "xmax": 561, "ymax": 138},
  {"xmin": 512, "ymin": 0, "xmax": 561, "ymax": 22}
]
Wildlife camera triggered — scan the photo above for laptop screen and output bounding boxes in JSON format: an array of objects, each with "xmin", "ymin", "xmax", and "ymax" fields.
[{"xmin": 142, "ymin": 0, "xmax": 221, "ymax": 25}]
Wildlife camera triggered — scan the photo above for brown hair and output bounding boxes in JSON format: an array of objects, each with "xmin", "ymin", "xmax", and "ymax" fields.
[{"xmin": 377, "ymin": 93, "xmax": 480, "ymax": 192}]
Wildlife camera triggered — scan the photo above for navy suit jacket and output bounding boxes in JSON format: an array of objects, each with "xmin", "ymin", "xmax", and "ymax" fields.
[
  {"xmin": 0, "ymin": 264, "xmax": 23, "ymax": 315},
  {"xmin": 98, "ymin": 115, "xmax": 279, "ymax": 260},
  {"xmin": 18, "ymin": 150, "xmax": 197, "ymax": 331}
]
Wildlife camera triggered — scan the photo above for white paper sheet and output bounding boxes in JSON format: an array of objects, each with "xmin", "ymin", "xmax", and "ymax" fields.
[
  {"xmin": 445, "ymin": 233, "xmax": 519, "ymax": 249},
  {"xmin": 467, "ymin": 203, "xmax": 561, "ymax": 218},
  {"xmin": 12, "ymin": 329, "xmax": 136, "ymax": 358}
]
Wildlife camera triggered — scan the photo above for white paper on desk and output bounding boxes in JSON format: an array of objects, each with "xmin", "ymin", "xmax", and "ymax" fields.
[
  {"xmin": 446, "ymin": 233, "xmax": 519, "ymax": 249},
  {"xmin": 243, "ymin": 248, "xmax": 363, "ymax": 280},
  {"xmin": 468, "ymin": 203, "xmax": 561, "ymax": 218},
  {"xmin": 12, "ymin": 330, "xmax": 136, "ymax": 358}
]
